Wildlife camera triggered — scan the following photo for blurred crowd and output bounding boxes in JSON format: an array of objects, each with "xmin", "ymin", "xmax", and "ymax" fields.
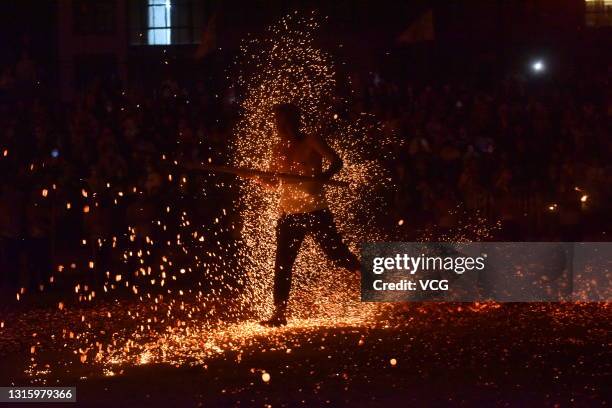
[
  {"xmin": 351, "ymin": 67, "xmax": 611, "ymax": 240},
  {"xmin": 0, "ymin": 53, "xmax": 235, "ymax": 292},
  {"xmin": 0, "ymin": 49, "xmax": 610, "ymax": 292}
]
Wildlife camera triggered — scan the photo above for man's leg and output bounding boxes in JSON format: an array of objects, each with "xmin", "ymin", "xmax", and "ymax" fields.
[
  {"xmin": 265, "ymin": 213, "xmax": 307, "ymax": 325},
  {"xmin": 311, "ymin": 209, "xmax": 360, "ymax": 272}
]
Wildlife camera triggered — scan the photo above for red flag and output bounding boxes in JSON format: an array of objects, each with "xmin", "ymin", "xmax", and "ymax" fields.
[
  {"xmin": 397, "ymin": 9, "xmax": 435, "ymax": 44},
  {"xmin": 194, "ymin": 14, "xmax": 217, "ymax": 59}
]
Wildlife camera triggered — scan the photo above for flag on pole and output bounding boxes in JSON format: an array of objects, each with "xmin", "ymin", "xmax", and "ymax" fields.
[
  {"xmin": 397, "ymin": 9, "xmax": 435, "ymax": 44},
  {"xmin": 194, "ymin": 13, "xmax": 217, "ymax": 59}
]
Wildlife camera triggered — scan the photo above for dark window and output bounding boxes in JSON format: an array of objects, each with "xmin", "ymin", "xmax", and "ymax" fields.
[
  {"xmin": 73, "ymin": 0, "xmax": 116, "ymax": 35},
  {"xmin": 585, "ymin": 0, "xmax": 612, "ymax": 27}
]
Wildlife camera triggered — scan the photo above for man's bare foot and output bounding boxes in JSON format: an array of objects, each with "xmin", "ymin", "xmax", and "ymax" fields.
[{"xmin": 260, "ymin": 308, "xmax": 287, "ymax": 327}]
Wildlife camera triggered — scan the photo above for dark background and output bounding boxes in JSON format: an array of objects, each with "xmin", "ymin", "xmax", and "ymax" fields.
[
  {"xmin": 0, "ymin": 0, "xmax": 608, "ymax": 98},
  {"xmin": 0, "ymin": 4, "xmax": 609, "ymax": 406},
  {"xmin": 0, "ymin": 0, "xmax": 610, "ymax": 299}
]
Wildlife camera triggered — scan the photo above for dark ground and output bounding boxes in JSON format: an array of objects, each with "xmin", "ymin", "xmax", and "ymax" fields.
[{"xmin": 0, "ymin": 302, "xmax": 610, "ymax": 407}]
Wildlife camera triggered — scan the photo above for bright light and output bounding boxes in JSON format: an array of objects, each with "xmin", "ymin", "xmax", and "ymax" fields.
[
  {"xmin": 531, "ymin": 59, "xmax": 545, "ymax": 73},
  {"xmin": 148, "ymin": 0, "xmax": 172, "ymax": 45}
]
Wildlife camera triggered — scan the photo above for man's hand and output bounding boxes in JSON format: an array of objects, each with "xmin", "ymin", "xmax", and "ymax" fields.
[
  {"xmin": 308, "ymin": 134, "xmax": 344, "ymax": 180},
  {"xmin": 313, "ymin": 172, "xmax": 332, "ymax": 182}
]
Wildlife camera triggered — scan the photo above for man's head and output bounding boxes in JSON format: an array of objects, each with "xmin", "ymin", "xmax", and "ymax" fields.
[{"xmin": 273, "ymin": 103, "xmax": 302, "ymax": 140}]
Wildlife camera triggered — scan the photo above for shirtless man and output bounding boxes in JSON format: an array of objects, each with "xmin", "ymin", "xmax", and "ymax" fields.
[{"xmin": 259, "ymin": 103, "xmax": 360, "ymax": 327}]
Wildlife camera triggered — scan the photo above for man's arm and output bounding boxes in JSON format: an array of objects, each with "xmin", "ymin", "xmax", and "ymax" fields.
[
  {"xmin": 254, "ymin": 143, "xmax": 281, "ymax": 189},
  {"xmin": 309, "ymin": 134, "xmax": 343, "ymax": 180}
]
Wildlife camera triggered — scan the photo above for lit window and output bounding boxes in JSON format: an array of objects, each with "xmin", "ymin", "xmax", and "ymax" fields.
[
  {"xmin": 585, "ymin": 0, "xmax": 612, "ymax": 27},
  {"xmin": 148, "ymin": 0, "xmax": 172, "ymax": 45},
  {"xmin": 131, "ymin": 0, "xmax": 203, "ymax": 46}
]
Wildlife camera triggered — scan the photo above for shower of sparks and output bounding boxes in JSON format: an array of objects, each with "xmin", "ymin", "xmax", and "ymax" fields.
[
  {"xmin": 1, "ymin": 14, "xmax": 609, "ymax": 405},
  {"xmin": 16, "ymin": 12, "xmax": 403, "ymax": 380},
  {"xmin": 229, "ymin": 11, "xmax": 398, "ymax": 321},
  {"xmin": 417, "ymin": 207, "xmax": 502, "ymax": 242}
]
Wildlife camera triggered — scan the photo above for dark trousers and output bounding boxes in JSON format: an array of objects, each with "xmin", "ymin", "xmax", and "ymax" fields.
[{"xmin": 273, "ymin": 208, "xmax": 359, "ymax": 308}]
